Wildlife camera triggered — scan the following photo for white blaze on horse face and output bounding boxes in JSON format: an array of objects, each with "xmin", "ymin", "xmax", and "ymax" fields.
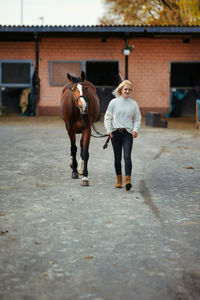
[{"xmin": 77, "ymin": 84, "xmax": 87, "ymax": 112}]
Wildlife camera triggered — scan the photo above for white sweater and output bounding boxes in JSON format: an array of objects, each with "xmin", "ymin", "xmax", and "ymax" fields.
[{"xmin": 104, "ymin": 96, "xmax": 141, "ymax": 134}]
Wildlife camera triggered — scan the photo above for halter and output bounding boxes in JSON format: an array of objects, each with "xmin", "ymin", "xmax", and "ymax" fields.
[{"xmin": 69, "ymin": 83, "xmax": 89, "ymax": 115}]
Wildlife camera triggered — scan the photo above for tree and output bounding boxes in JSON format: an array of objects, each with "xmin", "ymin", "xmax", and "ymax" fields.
[
  {"xmin": 152, "ymin": 0, "xmax": 200, "ymax": 25},
  {"xmin": 99, "ymin": 0, "xmax": 200, "ymax": 25}
]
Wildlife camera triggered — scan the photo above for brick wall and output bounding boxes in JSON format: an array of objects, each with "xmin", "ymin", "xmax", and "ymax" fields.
[
  {"xmin": 1, "ymin": 37, "xmax": 200, "ymax": 116},
  {"xmin": 38, "ymin": 37, "xmax": 125, "ymax": 115},
  {"xmin": 129, "ymin": 38, "xmax": 200, "ymax": 115},
  {"xmin": 0, "ymin": 41, "xmax": 35, "ymax": 60}
]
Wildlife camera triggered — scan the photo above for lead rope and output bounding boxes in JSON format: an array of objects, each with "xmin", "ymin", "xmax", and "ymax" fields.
[
  {"xmin": 91, "ymin": 123, "xmax": 108, "ymax": 138},
  {"xmin": 91, "ymin": 124, "xmax": 111, "ymax": 149}
]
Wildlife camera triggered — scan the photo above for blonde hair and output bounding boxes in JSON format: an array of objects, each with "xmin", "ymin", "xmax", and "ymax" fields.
[{"xmin": 113, "ymin": 80, "xmax": 133, "ymax": 97}]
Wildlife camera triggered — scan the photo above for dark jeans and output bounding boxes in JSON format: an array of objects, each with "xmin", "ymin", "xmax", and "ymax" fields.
[{"xmin": 111, "ymin": 129, "xmax": 133, "ymax": 176}]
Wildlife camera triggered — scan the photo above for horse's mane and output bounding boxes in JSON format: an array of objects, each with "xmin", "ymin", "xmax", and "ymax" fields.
[
  {"xmin": 84, "ymin": 80, "xmax": 97, "ymax": 92},
  {"xmin": 61, "ymin": 83, "xmax": 71, "ymax": 95}
]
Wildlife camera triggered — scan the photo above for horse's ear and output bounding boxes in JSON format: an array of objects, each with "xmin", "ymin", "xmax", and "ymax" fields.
[
  {"xmin": 81, "ymin": 71, "xmax": 86, "ymax": 81},
  {"xmin": 67, "ymin": 73, "xmax": 72, "ymax": 82}
]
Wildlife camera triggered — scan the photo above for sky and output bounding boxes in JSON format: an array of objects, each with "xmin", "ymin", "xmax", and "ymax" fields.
[{"xmin": 0, "ymin": 0, "xmax": 105, "ymax": 26}]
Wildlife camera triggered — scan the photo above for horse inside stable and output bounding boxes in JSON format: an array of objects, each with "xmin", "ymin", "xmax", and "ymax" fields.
[{"xmin": 60, "ymin": 71, "xmax": 100, "ymax": 186}]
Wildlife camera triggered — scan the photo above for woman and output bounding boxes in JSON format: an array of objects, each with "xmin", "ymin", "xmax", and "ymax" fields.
[{"xmin": 104, "ymin": 80, "xmax": 141, "ymax": 190}]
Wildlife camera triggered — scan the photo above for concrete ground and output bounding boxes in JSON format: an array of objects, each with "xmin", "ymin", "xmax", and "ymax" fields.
[{"xmin": 0, "ymin": 116, "xmax": 200, "ymax": 300}]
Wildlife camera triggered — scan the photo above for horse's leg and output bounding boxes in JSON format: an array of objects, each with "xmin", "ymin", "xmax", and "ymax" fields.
[
  {"xmin": 80, "ymin": 128, "xmax": 91, "ymax": 186},
  {"xmin": 78, "ymin": 137, "xmax": 84, "ymax": 175},
  {"xmin": 68, "ymin": 130, "xmax": 78, "ymax": 179}
]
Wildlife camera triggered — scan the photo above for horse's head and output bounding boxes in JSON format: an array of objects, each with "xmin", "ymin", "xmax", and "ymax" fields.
[
  {"xmin": 68, "ymin": 72, "xmax": 88, "ymax": 114},
  {"xmin": 61, "ymin": 71, "xmax": 100, "ymax": 130}
]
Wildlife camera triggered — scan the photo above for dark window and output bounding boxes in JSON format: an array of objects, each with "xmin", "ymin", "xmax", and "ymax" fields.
[
  {"xmin": 86, "ymin": 61, "xmax": 119, "ymax": 87},
  {"xmin": 2, "ymin": 63, "xmax": 31, "ymax": 84},
  {"xmin": 170, "ymin": 62, "xmax": 200, "ymax": 87}
]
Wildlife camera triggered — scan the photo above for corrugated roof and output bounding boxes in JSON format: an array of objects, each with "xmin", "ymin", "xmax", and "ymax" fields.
[
  {"xmin": 0, "ymin": 25, "xmax": 200, "ymax": 33},
  {"xmin": 0, "ymin": 25, "xmax": 200, "ymax": 41}
]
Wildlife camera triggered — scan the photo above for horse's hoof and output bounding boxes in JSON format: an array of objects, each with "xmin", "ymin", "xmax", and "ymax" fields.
[
  {"xmin": 81, "ymin": 177, "xmax": 89, "ymax": 186},
  {"xmin": 71, "ymin": 172, "xmax": 78, "ymax": 179}
]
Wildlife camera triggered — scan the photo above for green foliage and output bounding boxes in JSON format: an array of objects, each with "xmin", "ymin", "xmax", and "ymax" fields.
[{"xmin": 99, "ymin": 0, "xmax": 200, "ymax": 25}]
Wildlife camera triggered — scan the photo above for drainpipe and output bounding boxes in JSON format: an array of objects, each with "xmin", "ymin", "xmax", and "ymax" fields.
[
  {"xmin": 125, "ymin": 53, "xmax": 128, "ymax": 80},
  {"xmin": 32, "ymin": 32, "xmax": 40, "ymax": 115},
  {"xmin": 123, "ymin": 38, "xmax": 131, "ymax": 80},
  {"xmin": 35, "ymin": 33, "xmax": 39, "ymax": 78}
]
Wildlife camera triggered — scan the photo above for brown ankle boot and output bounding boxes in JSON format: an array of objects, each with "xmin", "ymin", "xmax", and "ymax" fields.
[
  {"xmin": 116, "ymin": 175, "xmax": 122, "ymax": 188},
  {"xmin": 125, "ymin": 175, "xmax": 132, "ymax": 191}
]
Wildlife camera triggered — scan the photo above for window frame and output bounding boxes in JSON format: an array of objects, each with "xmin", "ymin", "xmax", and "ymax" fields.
[
  {"xmin": 49, "ymin": 60, "xmax": 84, "ymax": 86},
  {"xmin": 0, "ymin": 60, "xmax": 34, "ymax": 88}
]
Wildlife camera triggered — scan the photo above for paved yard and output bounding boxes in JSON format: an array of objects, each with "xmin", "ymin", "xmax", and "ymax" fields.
[{"xmin": 0, "ymin": 116, "xmax": 200, "ymax": 300}]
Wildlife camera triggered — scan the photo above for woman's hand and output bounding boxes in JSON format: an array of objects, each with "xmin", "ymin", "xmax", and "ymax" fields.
[
  {"xmin": 108, "ymin": 132, "xmax": 113, "ymax": 138},
  {"xmin": 132, "ymin": 131, "xmax": 138, "ymax": 138}
]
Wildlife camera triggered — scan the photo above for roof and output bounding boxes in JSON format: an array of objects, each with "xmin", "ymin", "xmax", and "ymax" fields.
[{"xmin": 1, "ymin": 25, "xmax": 200, "ymax": 41}]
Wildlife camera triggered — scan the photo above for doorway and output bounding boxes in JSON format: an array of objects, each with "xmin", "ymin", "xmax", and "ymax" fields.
[
  {"xmin": 85, "ymin": 61, "xmax": 120, "ymax": 113},
  {"xmin": 170, "ymin": 62, "xmax": 200, "ymax": 117},
  {"xmin": 0, "ymin": 60, "xmax": 34, "ymax": 115}
]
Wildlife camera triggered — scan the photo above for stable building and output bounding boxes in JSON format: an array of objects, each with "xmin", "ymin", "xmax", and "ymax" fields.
[{"xmin": 0, "ymin": 25, "xmax": 200, "ymax": 117}]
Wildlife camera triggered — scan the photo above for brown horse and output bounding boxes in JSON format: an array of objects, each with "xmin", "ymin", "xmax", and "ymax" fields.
[{"xmin": 60, "ymin": 71, "xmax": 100, "ymax": 186}]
